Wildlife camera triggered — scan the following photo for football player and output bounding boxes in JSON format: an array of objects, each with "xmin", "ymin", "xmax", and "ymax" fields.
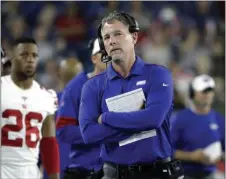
[{"xmin": 1, "ymin": 37, "xmax": 60, "ymax": 179}]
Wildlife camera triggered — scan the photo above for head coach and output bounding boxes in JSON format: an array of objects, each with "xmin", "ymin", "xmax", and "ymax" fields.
[{"xmin": 79, "ymin": 11, "xmax": 184, "ymax": 179}]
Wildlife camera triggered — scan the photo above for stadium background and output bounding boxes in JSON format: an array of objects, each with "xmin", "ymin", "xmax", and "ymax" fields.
[{"xmin": 1, "ymin": 1, "xmax": 225, "ymax": 177}]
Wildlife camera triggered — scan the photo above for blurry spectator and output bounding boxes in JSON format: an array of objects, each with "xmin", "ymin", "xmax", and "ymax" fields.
[
  {"xmin": 193, "ymin": 2, "xmax": 220, "ymax": 31},
  {"xmin": 6, "ymin": 16, "xmax": 29, "ymax": 40},
  {"xmin": 173, "ymin": 64, "xmax": 194, "ymax": 108},
  {"xmin": 106, "ymin": 1, "xmax": 120, "ymax": 14},
  {"xmin": 58, "ymin": 57, "xmax": 83, "ymax": 89},
  {"xmin": 204, "ymin": 19, "xmax": 217, "ymax": 45},
  {"xmin": 39, "ymin": 59, "xmax": 60, "ymax": 91},
  {"xmin": 33, "ymin": 25, "xmax": 55, "ymax": 64},
  {"xmin": 158, "ymin": 7, "xmax": 182, "ymax": 47},
  {"xmin": 140, "ymin": 22, "xmax": 173, "ymax": 68},
  {"xmin": 213, "ymin": 77, "xmax": 225, "ymax": 106},
  {"xmin": 37, "ymin": 3, "xmax": 57, "ymax": 30},
  {"xmin": 91, "ymin": 1, "xmax": 124, "ymax": 39},
  {"xmin": 55, "ymin": 36, "xmax": 68, "ymax": 56},
  {"xmin": 173, "ymin": 26, "xmax": 214, "ymax": 107},
  {"xmin": 128, "ymin": 1, "xmax": 151, "ymax": 45},
  {"xmin": 92, "ymin": 1, "xmax": 120, "ymax": 25},
  {"xmin": 210, "ymin": 36, "xmax": 224, "ymax": 77},
  {"xmin": 179, "ymin": 27, "xmax": 212, "ymax": 75},
  {"xmin": 195, "ymin": 50, "xmax": 212, "ymax": 74},
  {"xmin": 1, "ymin": 1, "xmax": 21, "ymax": 21},
  {"xmin": 159, "ymin": 6, "xmax": 177, "ymax": 24},
  {"xmin": 55, "ymin": 2, "xmax": 86, "ymax": 43},
  {"xmin": 129, "ymin": 1, "xmax": 151, "ymax": 31},
  {"xmin": 55, "ymin": 2, "xmax": 89, "ymax": 68}
]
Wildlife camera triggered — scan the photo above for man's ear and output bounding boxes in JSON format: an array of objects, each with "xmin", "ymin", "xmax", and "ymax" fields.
[{"xmin": 131, "ymin": 32, "xmax": 138, "ymax": 44}]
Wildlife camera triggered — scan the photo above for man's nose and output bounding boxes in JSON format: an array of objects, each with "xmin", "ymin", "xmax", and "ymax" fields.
[
  {"xmin": 109, "ymin": 35, "xmax": 117, "ymax": 45},
  {"xmin": 26, "ymin": 55, "xmax": 35, "ymax": 63}
]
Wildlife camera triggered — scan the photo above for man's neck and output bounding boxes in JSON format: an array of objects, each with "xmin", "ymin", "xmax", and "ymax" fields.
[
  {"xmin": 94, "ymin": 67, "xmax": 104, "ymax": 76},
  {"xmin": 88, "ymin": 67, "xmax": 105, "ymax": 79},
  {"xmin": 11, "ymin": 73, "xmax": 33, "ymax": 90},
  {"xmin": 112, "ymin": 55, "xmax": 136, "ymax": 78},
  {"xmin": 191, "ymin": 103, "xmax": 211, "ymax": 114}
]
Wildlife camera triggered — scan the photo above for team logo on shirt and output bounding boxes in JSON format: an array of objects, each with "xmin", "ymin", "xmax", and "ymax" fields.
[
  {"xmin": 60, "ymin": 100, "xmax": 64, "ymax": 107},
  {"xmin": 204, "ymin": 77, "xmax": 210, "ymax": 82},
  {"xmin": 136, "ymin": 80, "xmax": 146, "ymax": 86},
  {"xmin": 22, "ymin": 96, "xmax": 27, "ymax": 101},
  {"xmin": 209, "ymin": 123, "xmax": 219, "ymax": 130},
  {"xmin": 22, "ymin": 96, "xmax": 28, "ymax": 109}
]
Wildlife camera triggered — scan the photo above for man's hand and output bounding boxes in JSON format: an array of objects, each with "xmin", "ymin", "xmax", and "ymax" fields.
[
  {"xmin": 98, "ymin": 114, "xmax": 102, "ymax": 124},
  {"xmin": 190, "ymin": 149, "xmax": 212, "ymax": 165},
  {"xmin": 139, "ymin": 100, "xmax": 146, "ymax": 109},
  {"xmin": 97, "ymin": 100, "xmax": 145, "ymax": 124}
]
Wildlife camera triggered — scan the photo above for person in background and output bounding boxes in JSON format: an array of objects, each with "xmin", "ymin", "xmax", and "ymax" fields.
[
  {"xmin": 43, "ymin": 58, "xmax": 83, "ymax": 179},
  {"xmin": 56, "ymin": 38, "xmax": 106, "ymax": 179},
  {"xmin": 58, "ymin": 57, "xmax": 83, "ymax": 90},
  {"xmin": 171, "ymin": 74, "xmax": 225, "ymax": 179},
  {"xmin": 1, "ymin": 47, "xmax": 11, "ymax": 76}
]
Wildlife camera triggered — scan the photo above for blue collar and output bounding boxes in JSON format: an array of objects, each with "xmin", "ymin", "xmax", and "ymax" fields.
[{"xmin": 107, "ymin": 56, "xmax": 145, "ymax": 80}]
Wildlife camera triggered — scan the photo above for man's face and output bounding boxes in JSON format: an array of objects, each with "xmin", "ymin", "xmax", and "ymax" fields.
[
  {"xmin": 92, "ymin": 52, "xmax": 106, "ymax": 72},
  {"xmin": 12, "ymin": 43, "xmax": 38, "ymax": 78},
  {"xmin": 194, "ymin": 88, "xmax": 215, "ymax": 107},
  {"xmin": 59, "ymin": 59, "xmax": 83, "ymax": 84},
  {"xmin": 101, "ymin": 20, "xmax": 137, "ymax": 62}
]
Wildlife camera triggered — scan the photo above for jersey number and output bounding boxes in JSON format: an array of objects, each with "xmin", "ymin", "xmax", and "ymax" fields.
[{"xmin": 1, "ymin": 109, "xmax": 43, "ymax": 148}]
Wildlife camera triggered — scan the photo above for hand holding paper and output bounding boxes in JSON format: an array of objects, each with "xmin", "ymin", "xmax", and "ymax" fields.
[
  {"xmin": 105, "ymin": 88, "xmax": 157, "ymax": 146},
  {"xmin": 203, "ymin": 141, "xmax": 222, "ymax": 163},
  {"xmin": 98, "ymin": 114, "xmax": 102, "ymax": 124}
]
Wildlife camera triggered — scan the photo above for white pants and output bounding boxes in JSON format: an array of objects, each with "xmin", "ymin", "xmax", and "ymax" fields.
[{"xmin": 1, "ymin": 163, "xmax": 41, "ymax": 179}]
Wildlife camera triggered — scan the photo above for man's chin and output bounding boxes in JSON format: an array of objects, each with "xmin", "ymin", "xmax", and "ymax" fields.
[
  {"xmin": 25, "ymin": 71, "xmax": 36, "ymax": 78},
  {"xmin": 194, "ymin": 100, "xmax": 211, "ymax": 108},
  {"xmin": 112, "ymin": 55, "xmax": 123, "ymax": 63}
]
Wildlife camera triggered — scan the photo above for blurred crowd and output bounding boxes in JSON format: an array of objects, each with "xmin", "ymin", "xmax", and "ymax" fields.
[{"xmin": 1, "ymin": 1, "xmax": 225, "ymax": 113}]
